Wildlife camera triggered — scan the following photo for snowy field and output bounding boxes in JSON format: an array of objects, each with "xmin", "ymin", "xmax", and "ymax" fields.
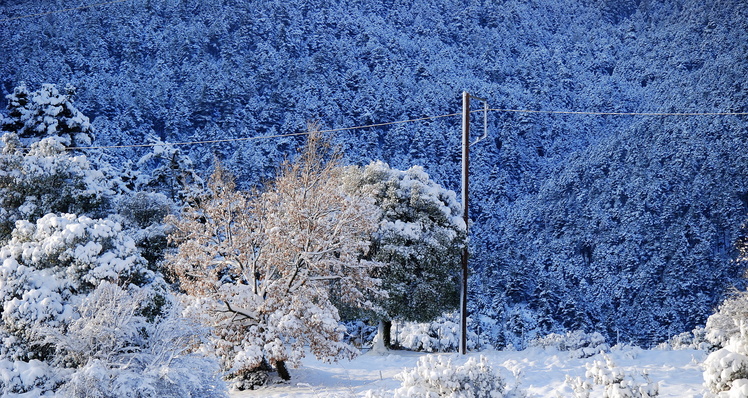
[{"xmin": 231, "ymin": 347, "xmax": 706, "ymax": 397}]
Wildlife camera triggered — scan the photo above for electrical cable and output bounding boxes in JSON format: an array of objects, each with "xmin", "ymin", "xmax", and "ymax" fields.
[
  {"xmin": 68, "ymin": 112, "xmax": 462, "ymax": 150},
  {"xmin": 486, "ymin": 108, "xmax": 748, "ymax": 116},
  {"xmin": 63, "ymin": 106, "xmax": 748, "ymax": 151}
]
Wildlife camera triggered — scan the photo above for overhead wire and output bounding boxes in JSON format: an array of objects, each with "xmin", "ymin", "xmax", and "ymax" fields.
[
  {"xmin": 0, "ymin": 0, "xmax": 130, "ymax": 23},
  {"xmin": 67, "ymin": 112, "xmax": 462, "ymax": 150},
  {"xmin": 62, "ymin": 107, "xmax": 748, "ymax": 151},
  {"xmin": 486, "ymin": 108, "xmax": 748, "ymax": 116}
]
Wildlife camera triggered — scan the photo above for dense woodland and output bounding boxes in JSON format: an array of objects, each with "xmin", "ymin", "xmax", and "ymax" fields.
[{"xmin": 2, "ymin": 0, "xmax": 748, "ymax": 380}]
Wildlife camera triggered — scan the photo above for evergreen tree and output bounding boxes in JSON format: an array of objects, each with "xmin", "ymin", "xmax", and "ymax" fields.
[
  {"xmin": 345, "ymin": 160, "xmax": 466, "ymax": 348},
  {"xmin": 0, "ymin": 83, "xmax": 114, "ymax": 242},
  {"xmin": 2, "ymin": 83, "xmax": 94, "ymax": 149},
  {"xmin": 0, "ymin": 134, "xmax": 111, "ymax": 241},
  {"xmin": 135, "ymin": 137, "xmax": 204, "ymax": 203}
]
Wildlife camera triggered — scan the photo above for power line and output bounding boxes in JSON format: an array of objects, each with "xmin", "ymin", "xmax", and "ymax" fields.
[
  {"xmin": 63, "ymin": 106, "xmax": 748, "ymax": 151},
  {"xmin": 487, "ymin": 108, "xmax": 748, "ymax": 116},
  {"xmin": 0, "ymin": 0, "xmax": 130, "ymax": 23},
  {"xmin": 67, "ymin": 112, "xmax": 462, "ymax": 150}
]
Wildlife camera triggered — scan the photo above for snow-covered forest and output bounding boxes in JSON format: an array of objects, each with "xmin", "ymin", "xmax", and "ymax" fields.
[{"xmin": 2, "ymin": 0, "xmax": 748, "ymax": 396}]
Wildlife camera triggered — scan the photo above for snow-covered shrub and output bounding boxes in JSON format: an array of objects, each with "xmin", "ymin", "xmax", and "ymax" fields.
[
  {"xmin": 729, "ymin": 380, "xmax": 748, "ymax": 398},
  {"xmin": 656, "ymin": 326, "xmax": 713, "ymax": 351},
  {"xmin": 1, "ymin": 83, "xmax": 94, "ymax": 148},
  {"xmin": 117, "ymin": 191, "xmax": 173, "ymax": 229},
  {"xmin": 343, "ymin": 320, "xmax": 379, "ymax": 348},
  {"xmin": 52, "ymin": 283, "xmax": 227, "ymax": 398},
  {"xmin": 0, "ymin": 134, "xmax": 112, "ymax": 240},
  {"xmin": 706, "ymin": 292, "xmax": 748, "ymax": 349},
  {"xmin": 47, "ymin": 281, "xmax": 153, "ymax": 366},
  {"xmin": 703, "ymin": 345, "xmax": 748, "ymax": 396},
  {"xmin": 0, "ymin": 214, "xmax": 225, "ymax": 396},
  {"xmin": 0, "ymin": 357, "xmax": 61, "ymax": 397},
  {"xmin": 581, "ymin": 354, "xmax": 659, "ymax": 398},
  {"xmin": 702, "ymin": 290, "xmax": 748, "ymax": 397},
  {"xmin": 530, "ymin": 330, "xmax": 610, "ymax": 358},
  {"xmin": 0, "ymin": 214, "xmax": 154, "ymax": 349},
  {"xmin": 395, "ymin": 312, "xmax": 482, "ymax": 352},
  {"xmin": 565, "ymin": 375, "xmax": 593, "ymax": 398},
  {"xmin": 116, "ymin": 191, "xmax": 175, "ymax": 267},
  {"xmin": 393, "ymin": 354, "xmax": 504, "ymax": 398}
]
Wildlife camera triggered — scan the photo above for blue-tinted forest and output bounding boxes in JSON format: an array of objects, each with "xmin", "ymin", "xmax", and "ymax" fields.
[{"xmin": 2, "ymin": 0, "xmax": 748, "ymax": 347}]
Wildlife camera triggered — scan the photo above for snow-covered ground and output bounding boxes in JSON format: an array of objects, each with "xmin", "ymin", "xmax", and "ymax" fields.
[{"xmin": 231, "ymin": 346, "xmax": 706, "ymax": 397}]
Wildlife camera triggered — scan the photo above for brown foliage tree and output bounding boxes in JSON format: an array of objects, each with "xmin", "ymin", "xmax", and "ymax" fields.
[{"xmin": 166, "ymin": 128, "xmax": 383, "ymax": 387}]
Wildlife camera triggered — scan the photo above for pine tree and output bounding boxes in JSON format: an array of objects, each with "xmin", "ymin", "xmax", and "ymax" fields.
[
  {"xmin": 2, "ymin": 83, "xmax": 94, "ymax": 149},
  {"xmin": 135, "ymin": 136, "xmax": 205, "ymax": 203},
  {"xmin": 0, "ymin": 134, "xmax": 111, "ymax": 241},
  {"xmin": 344, "ymin": 161, "xmax": 466, "ymax": 348}
]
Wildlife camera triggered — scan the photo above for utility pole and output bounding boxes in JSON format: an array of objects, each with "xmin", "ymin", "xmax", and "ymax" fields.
[{"xmin": 460, "ymin": 91, "xmax": 487, "ymax": 355}]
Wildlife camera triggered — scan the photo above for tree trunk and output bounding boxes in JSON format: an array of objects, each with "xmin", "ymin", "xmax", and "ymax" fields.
[
  {"xmin": 275, "ymin": 360, "xmax": 291, "ymax": 381},
  {"xmin": 379, "ymin": 318, "xmax": 392, "ymax": 349}
]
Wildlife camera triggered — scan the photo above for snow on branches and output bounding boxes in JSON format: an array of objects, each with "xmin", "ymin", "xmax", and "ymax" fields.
[
  {"xmin": 703, "ymin": 292, "xmax": 748, "ymax": 397},
  {"xmin": 0, "ymin": 214, "xmax": 153, "ymax": 347},
  {"xmin": 0, "ymin": 134, "xmax": 112, "ymax": 241},
  {"xmin": 1, "ymin": 83, "xmax": 94, "ymax": 148},
  {"xmin": 166, "ymin": 128, "xmax": 384, "ymax": 386},
  {"xmin": 0, "ymin": 214, "xmax": 225, "ymax": 396},
  {"xmin": 344, "ymin": 161, "xmax": 466, "ymax": 325}
]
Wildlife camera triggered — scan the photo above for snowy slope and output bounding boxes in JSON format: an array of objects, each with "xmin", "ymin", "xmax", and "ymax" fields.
[{"xmin": 231, "ymin": 347, "xmax": 706, "ymax": 397}]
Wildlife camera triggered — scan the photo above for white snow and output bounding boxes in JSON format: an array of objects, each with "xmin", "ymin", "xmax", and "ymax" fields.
[{"xmin": 230, "ymin": 346, "xmax": 706, "ymax": 397}]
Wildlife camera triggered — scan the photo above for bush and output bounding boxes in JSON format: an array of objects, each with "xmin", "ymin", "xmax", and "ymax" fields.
[
  {"xmin": 703, "ymin": 346, "xmax": 748, "ymax": 396},
  {"xmin": 393, "ymin": 355, "xmax": 504, "ymax": 398},
  {"xmin": 566, "ymin": 353, "xmax": 659, "ymax": 398},
  {"xmin": 394, "ymin": 312, "xmax": 483, "ymax": 353},
  {"xmin": 53, "ymin": 282, "xmax": 227, "ymax": 398},
  {"xmin": 0, "ymin": 214, "xmax": 226, "ymax": 396},
  {"xmin": 116, "ymin": 191, "xmax": 175, "ymax": 267},
  {"xmin": 703, "ymin": 291, "xmax": 748, "ymax": 397},
  {"xmin": 343, "ymin": 320, "xmax": 378, "ymax": 349},
  {"xmin": 116, "ymin": 192, "xmax": 173, "ymax": 229},
  {"xmin": 0, "ymin": 358, "xmax": 61, "ymax": 396},
  {"xmin": 656, "ymin": 326, "xmax": 713, "ymax": 351},
  {"xmin": 705, "ymin": 292, "xmax": 748, "ymax": 349},
  {"xmin": 529, "ymin": 330, "xmax": 609, "ymax": 358}
]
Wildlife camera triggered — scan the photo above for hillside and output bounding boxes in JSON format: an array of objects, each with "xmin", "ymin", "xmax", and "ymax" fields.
[{"xmin": 2, "ymin": 0, "xmax": 748, "ymax": 347}]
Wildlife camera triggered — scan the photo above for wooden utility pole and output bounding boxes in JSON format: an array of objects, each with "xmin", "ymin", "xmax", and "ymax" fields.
[{"xmin": 460, "ymin": 91, "xmax": 487, "ymax": 355}]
